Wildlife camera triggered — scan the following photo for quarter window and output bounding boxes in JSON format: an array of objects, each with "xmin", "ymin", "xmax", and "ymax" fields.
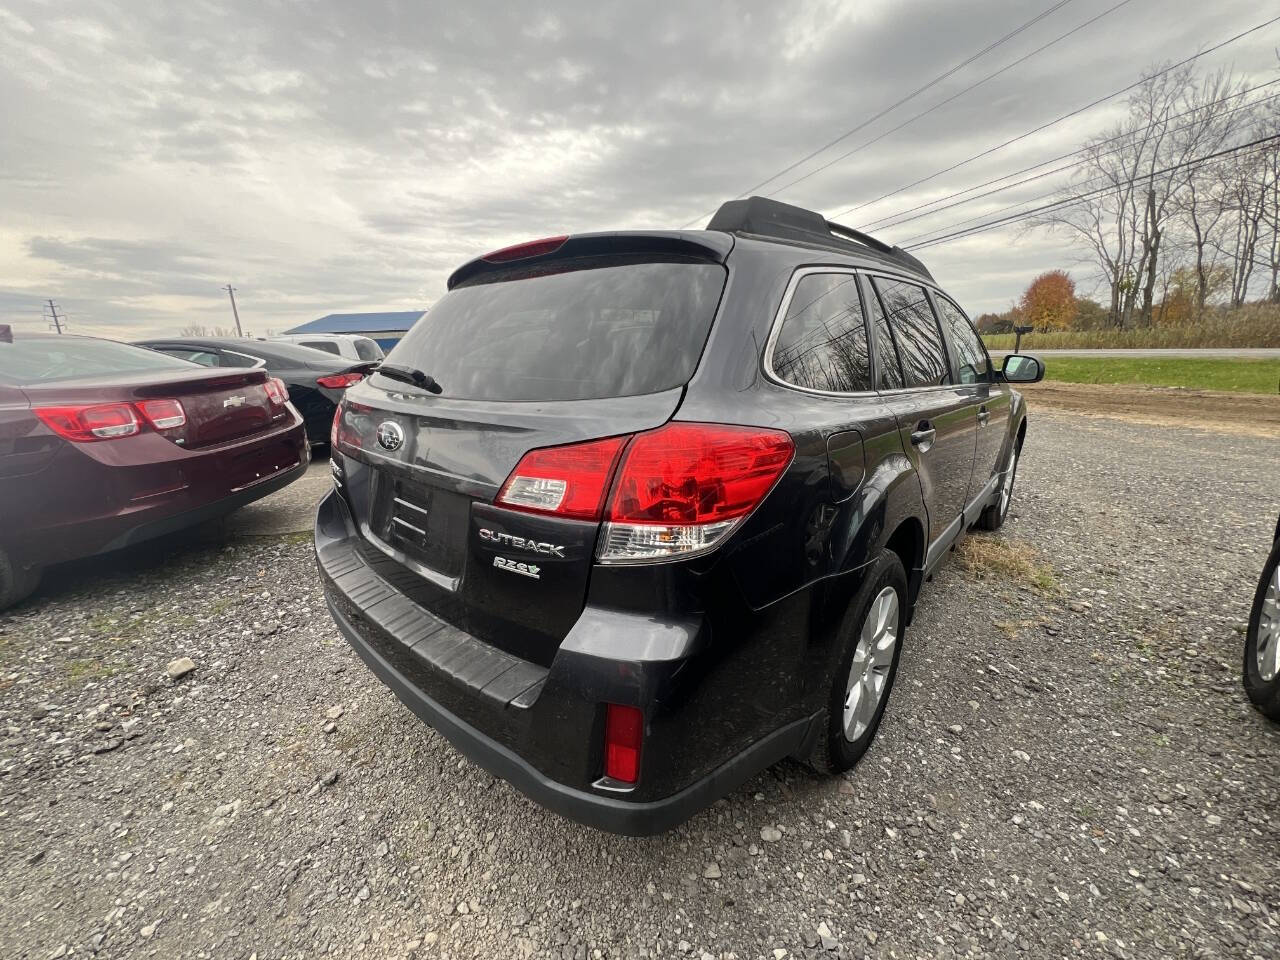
[
  {"xmin": 933, "ymin": 295, "xmax": 989, "ymax": 384},
  {"xmin": 871, "ymin": 278, "xmax": 951, "ymax": 388},
  {"xmin": 771, "ymin": 273, "xmax": 871, "ymax": 393}
]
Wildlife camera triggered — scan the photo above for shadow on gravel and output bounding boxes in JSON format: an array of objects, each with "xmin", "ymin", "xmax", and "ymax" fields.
[{"xmin": 9, "ymin": 518, "xmax": 265, "ymax": 612}]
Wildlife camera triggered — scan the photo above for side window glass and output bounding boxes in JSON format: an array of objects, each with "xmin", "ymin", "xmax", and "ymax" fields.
[
  {"xmin": 934, "ymin": 295, "xmax": 989, "ymax": 385},
  {"xmin": 304, "ymin": 341, "xmax": 342, "ymax": 355},
  {"xmin": 865, "ymin": 283, "xmax": 905, "ymax": 390},
  {"xmin": 871, "ymin": 278, "xmax": 951, "ymax": 388},
  {"xmin": 160, "ymin": 348, "xmax": 217, "ymax": 367},
  {"xmin": 218, "ymin": 351, "xmax": 260, "ymax": 368},
  {"xmin": 771, "ymin": 273, "xmax": 871, "ymax": 393}
]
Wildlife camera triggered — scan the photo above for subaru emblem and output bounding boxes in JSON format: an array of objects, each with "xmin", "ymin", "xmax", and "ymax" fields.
[{"xmin": 376, "ymin": 420, "xmax": 404, "ymax": 451}]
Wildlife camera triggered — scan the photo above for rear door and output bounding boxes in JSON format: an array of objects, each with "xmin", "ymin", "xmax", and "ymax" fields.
[
  {"xmin": 931, "ymin": 292, "xmax": 1007, "ymax": 503},
  {"xmin": 335, "ymin": 254, "xmax": 728, "ymax": 665},
  {"xmin": 868, "ymin": 276, "xmax": 978, "ymax": 561}
]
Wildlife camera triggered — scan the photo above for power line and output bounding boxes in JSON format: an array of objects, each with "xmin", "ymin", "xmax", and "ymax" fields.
[
  {"xmin": 758, "ymin": 0, "xmax": 1137, "ymax": 203},
  {"xmin": 44, "ymin": 299, "xmax": 65, "ymax": 334},
  {"xmin": 901, "ymin": 133, "xmax": 1280, "ymax": 251},
  {"xmin": 827, "ymin": 13, "xmax": 1280, "ymax": 223},
  {"xmin": 676, "ymin": 0, "xmax": 1081, "ymax": 228},
  {"xmin": 860, "ymin": 78, "xmax": 1280, "ymax": 232},
  {"xmin": 873, "ymin": 86, "xmax": 1280, "ymax": 237}
]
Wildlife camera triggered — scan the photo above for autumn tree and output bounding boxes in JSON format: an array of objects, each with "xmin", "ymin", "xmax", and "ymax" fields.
[{"xmin": 1018, "ymin": 270, "xmax": 1077, "ymax": 331}]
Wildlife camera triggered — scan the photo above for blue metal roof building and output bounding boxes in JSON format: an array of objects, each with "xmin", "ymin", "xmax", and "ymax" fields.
[{"xmin": 284, "ymin": 310, "xmax": 425, "ymax": 350}]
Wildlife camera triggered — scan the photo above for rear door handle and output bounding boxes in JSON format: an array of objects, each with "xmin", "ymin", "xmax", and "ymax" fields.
[
  {"xmin": 910, "ymin": 422, "xmax": 936, "ymax": 450},
  {"xmin": 977, "ymin": 406, "xmax": 990, "ymax": 426}
]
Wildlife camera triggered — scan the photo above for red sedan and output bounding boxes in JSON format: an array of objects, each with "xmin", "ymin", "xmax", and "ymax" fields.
[{"xmin": 0, "ymin": 328, "xmax": 309, "ymax": 608}]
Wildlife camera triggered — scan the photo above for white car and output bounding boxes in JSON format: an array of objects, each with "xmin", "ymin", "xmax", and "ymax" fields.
[{"xmin": 267, "ymin": 334, "xmax": 384, "ymax": 363}]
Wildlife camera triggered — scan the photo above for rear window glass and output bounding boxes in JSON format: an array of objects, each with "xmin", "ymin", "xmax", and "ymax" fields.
[
  {"xmin": 0, "ymin": 337, "xmax": 194, "ymax": 385},
  {"xmin": 355, "ymin": 338, "xmax": 384, "ymax": 361},
  {"xmin": 303, "ymin": 340, "xmax": 342, "ymax": 355},
  {"xmin": 386, "ymin": 261, "xmax": 726, "ymax": 401}
]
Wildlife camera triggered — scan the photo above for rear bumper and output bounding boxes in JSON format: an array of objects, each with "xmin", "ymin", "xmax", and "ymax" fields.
[
  {"xmin": 326, "ymin": 592, "xmax": 812, "ymax": 835},
  {"xmin": 315, "ymin": 489, "xmax": 818, "ymax": 835},
  {"xmin": 6, "ymin": 418, "xmax": 309, "ymax": 568}
]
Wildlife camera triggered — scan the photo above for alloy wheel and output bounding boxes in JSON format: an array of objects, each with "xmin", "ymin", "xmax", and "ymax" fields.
[
  {"xmin": 843, "ymin": 586, "xmax": 900, "ymax": 742},
  {"xmin": 1258, "ymin": 563, "xmax": 1280, "ymax": 682},
  {"xmin": 999, "ymin": 448, "xmax": 1019, "ymax": 516}
]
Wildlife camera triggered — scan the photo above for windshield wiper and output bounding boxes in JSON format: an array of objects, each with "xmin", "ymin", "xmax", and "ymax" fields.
[{"xmin": 376, "ymin": 363, "xmax": 443, "ymax": 394}]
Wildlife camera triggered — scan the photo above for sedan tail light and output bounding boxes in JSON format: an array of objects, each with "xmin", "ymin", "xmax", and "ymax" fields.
[
  {"xmin": 35, "ymin": 403, "xmax": 141, "ymax": 442},
  {"xmin": 316, "ymin": 372, "xmax": 364, "ymax": 390},
  {"xmin": 135, "ymin": 398, "xmax": 186, "ymax": 430},
  {"xmin": 495, "ymin": 422, "xmax": 793, "ymax": 562},
  {"xmin": 264, "ymin": 377, "xmax": 291, "ymax": 404}
]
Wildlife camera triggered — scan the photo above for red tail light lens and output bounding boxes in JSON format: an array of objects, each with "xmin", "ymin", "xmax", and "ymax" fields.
[
  {"xmin": 603, "ymin": 703, "xmax": 643, "ymax": 784},
  {"xmin": 330, "ymin": 404, "xmax": 342, "ymax": 447},
  {"xmin": 136, "ymin": 399, "xmax": 186, "ymax": 430},
  {"xmin": 35, "ymin": 403, "xmax": 141, "ymax": 442},
  {"xmin": 265, "ymin": 377, "xmax": 291, "ymax": 404},
  {"xmin": 316, "ymin": 372, "xmax": 364, "ymax": 390},
  {"xmin": 493, "ymin": 423, "xmax": 793, "ymax": 562},
  {"xmin": 496, "ymin": 436, "xmax": 627, "ymax": 521},
  {"xmin": 608, "ymin": 423, "xmax": 794, "ymax": 524},
  {"xmin": 482, "ymin": 236, "xmax": 568, "ymax": 263}
]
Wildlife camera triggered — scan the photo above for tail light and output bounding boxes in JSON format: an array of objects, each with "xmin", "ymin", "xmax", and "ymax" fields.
[
  {"xmin": 332, "ymin": 400, "xmax": 369, "ymax": 450},
  {"xmin": 135, "ymin": 399, "xmax": 186, "ymax": 430},
  {"xmin": 330, "ymin": 404, "xmax": 342, "ymax": 447},
  {"xmin": 496, "ymin": 436, "xmax": 627, "ymax": 521},
  {"xmin": 603, "ymin": 703, "xmax": 643, "ymax": 784},
  {"xmin": 35, "ymin": 403, "xmax": 141, "ymax": 442},
  {"xmin": 495, "ymin": 422, "xmax": 793, "ymax": 562},
  {"xmin": 264, "ymin": 377, "xmax": 291, "ymax": 403},
  {"xmin": 316, "ymin": 372, "xmax": 364, "ymax": 390}
]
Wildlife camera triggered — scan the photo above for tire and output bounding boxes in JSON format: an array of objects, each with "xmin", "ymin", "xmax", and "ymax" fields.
[
  {"xmin": 975, "ymin": 433, "xmax": 1022, "ymax": 532},
  {"xmin": 0, "ymin": 548, "xmax": 41, "ymax": 612},
  {"xmin": 1243, "ymin": 536, "xmax": 1280, "ymax": 722},
  {"xmin": 807, "ymin": 549, "xmax": 909, "ymax": 774}
]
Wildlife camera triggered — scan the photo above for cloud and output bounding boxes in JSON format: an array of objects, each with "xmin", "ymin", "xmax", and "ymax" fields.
[{"xmin": 0, "ymin": 0, "xmax": 1275, "ymax": 339}]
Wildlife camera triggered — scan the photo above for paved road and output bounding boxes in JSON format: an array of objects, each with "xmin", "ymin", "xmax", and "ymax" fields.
[
  {"xmin": 2, "ymin": 413, "xmax": 1277, "ymax": 959},
  {"xmin": 991, "ymin": 347, "xmax": 1280, "ymax": 358}
]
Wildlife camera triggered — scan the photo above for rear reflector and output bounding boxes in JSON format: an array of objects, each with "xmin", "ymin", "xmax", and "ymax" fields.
[
  {"xmin": 603, "ymin": 704, "xmax": 643, "ymax": 784},
  {"xmin": 136, "ymin": 398, "xmax": 186, "ymax": 430},
  {"xmin": 315, "ymin": 372, "xmax": 364, "ymax": 390},
  {"xmin": 35, "ymin": 403, "xmax": 141, "ymax": 442},
  {"xmin": 481, "ymin": 236, "xmax": 568, "ymax": 263},
  {"xmin": 497, "ymin": 436, "xmax": 627, "ymax": 521},
  {"xmin": 265, "ymin": 377, "xmax": 291, "ymax": 404}
]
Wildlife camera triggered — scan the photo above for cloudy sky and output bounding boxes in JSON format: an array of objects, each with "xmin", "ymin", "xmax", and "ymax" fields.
[{"xmin": 0, "ymin": 0, "xmax": 1275, "ymax": 339}]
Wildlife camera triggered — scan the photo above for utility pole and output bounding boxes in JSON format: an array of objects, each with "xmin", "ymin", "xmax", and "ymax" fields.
[
  {"xmin": 223, "ymin": 284, "xmax": 243, "ymax": 337},
  {"xmin": 45, "ymin": 299, "xmax": 65, "ymax": 334}
]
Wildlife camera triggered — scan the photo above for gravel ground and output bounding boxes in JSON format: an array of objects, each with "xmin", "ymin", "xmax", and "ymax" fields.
[{"xmin": 1, "ymin": 411, "xmax": 1277, "ymax": 960}]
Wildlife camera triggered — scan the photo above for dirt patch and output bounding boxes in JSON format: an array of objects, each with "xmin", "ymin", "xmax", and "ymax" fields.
[{"xmin": 1021, "ymin": 380, "xmax": 1280, "ymax": 437}]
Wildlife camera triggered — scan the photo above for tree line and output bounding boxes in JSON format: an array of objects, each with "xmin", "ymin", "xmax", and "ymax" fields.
[{"xmin": 980, "ymin": 59, "xmax": 1279, "ymax": 333}]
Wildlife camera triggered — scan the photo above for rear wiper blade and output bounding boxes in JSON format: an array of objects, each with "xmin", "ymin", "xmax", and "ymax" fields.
[{"xmin": 375, "ymin": 363, "xmax": 443, "ymax": 394}]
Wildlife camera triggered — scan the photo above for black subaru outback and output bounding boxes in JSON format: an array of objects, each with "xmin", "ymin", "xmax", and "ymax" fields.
[{"xmin": 315, "ymin": 196, "xmax": 1044, "ymax": 834}]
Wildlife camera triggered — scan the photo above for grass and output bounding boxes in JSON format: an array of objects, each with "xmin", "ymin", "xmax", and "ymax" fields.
[
  {"xmin": 956, "ymin": 536, "xmax": 1058, "ymax": 594},
  {"xmin": 980, "ymin": 303, "xmax": 1280, "ymax": 350},
  {"xmin": 1037, "ymin": 356, "xmax": 1280, "ymax": 394}
]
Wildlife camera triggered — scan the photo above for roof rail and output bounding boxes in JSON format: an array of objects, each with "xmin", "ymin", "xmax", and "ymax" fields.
[{"xmin": 705, "ymin": 196, "xmax": 933, "ymax": 280}]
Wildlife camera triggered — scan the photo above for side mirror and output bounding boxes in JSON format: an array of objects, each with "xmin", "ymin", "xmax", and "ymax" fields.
[{"xmin": 1001, "ymin": 354, "xmax": 1044, "ymax": 384}]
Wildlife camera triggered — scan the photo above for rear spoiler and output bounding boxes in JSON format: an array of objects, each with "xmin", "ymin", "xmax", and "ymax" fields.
[{"xmin": 447, "ymin": 231, "xmax": 734, "ymax": 290}]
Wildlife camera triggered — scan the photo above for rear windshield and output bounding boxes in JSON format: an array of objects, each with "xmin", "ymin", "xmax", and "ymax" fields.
[
  {"xmin": 354, "ymin": 338, "xmax": 384, "ymax": 361},
  {"xmin": 0, "ymin": 336, "xmax": 194, "ymax": 385},
  {"xmin": 386, "ymin": 260, "xmax": 727, "ymax": 401}
]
